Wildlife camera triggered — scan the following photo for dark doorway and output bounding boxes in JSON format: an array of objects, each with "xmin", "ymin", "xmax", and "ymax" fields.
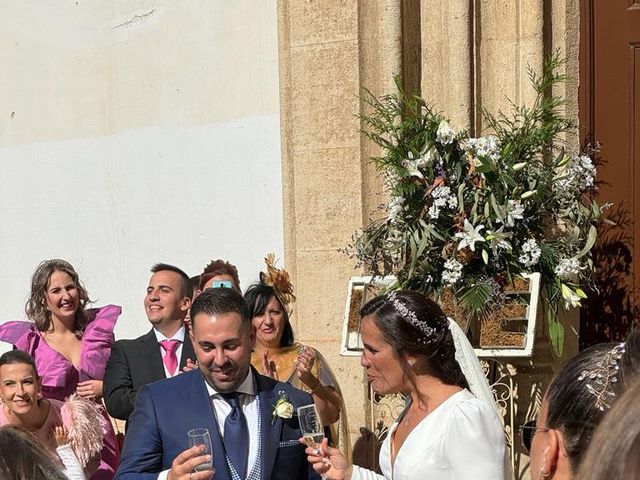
[{"xmin": 580, "ymin": 1, "xmax": 640, "ymax": 346}]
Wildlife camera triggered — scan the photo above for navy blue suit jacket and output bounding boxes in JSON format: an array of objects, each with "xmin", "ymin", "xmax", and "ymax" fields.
[{"xmin": 114, "ymin": 367, "xmax": 319, "ymax": 480}]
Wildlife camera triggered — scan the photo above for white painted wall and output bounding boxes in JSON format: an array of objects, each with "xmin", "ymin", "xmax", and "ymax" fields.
[{"xmin": 0, "ymin": 1, "xmax": 283, "ymax": 343}]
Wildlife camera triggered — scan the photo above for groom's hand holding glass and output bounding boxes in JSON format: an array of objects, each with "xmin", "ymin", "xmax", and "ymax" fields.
[{"xmin": 167, "ymin": 444, "xmax": 214, "ymax": 480}]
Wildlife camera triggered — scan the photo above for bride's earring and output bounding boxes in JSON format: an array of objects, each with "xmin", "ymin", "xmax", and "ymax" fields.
[{"xmin": 539, "ymin": 468, "xmax": 551, "ymax": 479}]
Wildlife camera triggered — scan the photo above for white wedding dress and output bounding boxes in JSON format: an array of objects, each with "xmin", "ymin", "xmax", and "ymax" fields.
[{"xmin": 351, "ymin": 389, "xmax": 507, "ymax": 480}]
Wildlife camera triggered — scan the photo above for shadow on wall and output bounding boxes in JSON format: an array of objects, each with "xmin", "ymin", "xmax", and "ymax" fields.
[{"xmin": 581, "ymin": 204, "xmax": 640, "ymax": 347}]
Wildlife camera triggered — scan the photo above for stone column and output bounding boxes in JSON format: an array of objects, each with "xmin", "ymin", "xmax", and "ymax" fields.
[
  {"xmin": 421, "ymin": 0, "xmax": 474, "ymax": 132},
  {"xmin": 475, "ymin": 0, "xmax": 544, "ymax": 133},
  {"xmin": 277, "ymin": 0, "xmax": 402, "ymax": 448}
]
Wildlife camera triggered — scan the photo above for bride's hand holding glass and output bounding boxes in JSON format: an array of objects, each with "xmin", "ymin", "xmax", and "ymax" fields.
[{"xmin": 302, "ymin": 437, "xmax": 351, "ymax": 480}]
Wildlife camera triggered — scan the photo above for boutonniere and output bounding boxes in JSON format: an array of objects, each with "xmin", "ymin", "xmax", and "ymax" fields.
[{"xmin": 271, "ymin": 391, "xmax": 294, "ymax": 425}]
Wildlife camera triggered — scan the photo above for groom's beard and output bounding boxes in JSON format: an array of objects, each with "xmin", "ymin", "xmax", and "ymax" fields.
[{"xmin": 203, "ymin": 360, "xmax": 250, "ymax": 392}]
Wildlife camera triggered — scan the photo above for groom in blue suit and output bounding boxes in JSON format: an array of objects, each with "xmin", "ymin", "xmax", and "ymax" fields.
[{"xmin": 115, "ymin": 287, "xmax": 319, "ymax": 480}]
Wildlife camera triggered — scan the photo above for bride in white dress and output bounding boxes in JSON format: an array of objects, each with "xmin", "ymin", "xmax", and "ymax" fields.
[{"xmin": 306, "ymin": 291, "xmax": 508, "ymax": 480}]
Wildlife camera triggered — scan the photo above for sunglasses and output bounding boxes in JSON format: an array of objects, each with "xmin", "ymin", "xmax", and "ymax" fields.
[{"xmin": 519, "ymin": 419, "xmax": 551, "ymax": 452}]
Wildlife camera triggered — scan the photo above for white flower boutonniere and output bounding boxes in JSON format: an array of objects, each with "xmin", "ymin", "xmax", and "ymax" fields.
[{"xmin": 272, "ymin": 391, "xmax": 294, "ymax": 425}]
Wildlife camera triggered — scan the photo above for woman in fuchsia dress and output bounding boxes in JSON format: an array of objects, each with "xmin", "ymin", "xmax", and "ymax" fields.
[{"xmin": 0, "ymin": 259, "xmax": 120, "ymax": 479}]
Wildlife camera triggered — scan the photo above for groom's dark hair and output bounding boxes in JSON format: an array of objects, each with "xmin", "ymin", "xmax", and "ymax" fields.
[{"xmin": 190, "ymin": 287, "xmax": 250, "ymax": 330}]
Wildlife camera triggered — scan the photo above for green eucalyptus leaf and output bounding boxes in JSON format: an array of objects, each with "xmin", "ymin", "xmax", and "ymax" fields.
[
  {"xmin": 548, "ymin": 312, "xmax": 564, "ymax": 357},
  {"xmin": 575, "ymin": 225, "xmax": 597, "ymax": 259},
  {"xmin": 489, "ymin": 194, "xmax": 504, "ymax": 223}
]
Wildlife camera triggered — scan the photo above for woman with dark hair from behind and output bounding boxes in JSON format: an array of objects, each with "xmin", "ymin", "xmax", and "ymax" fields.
[
  {"xmin": 305, "ymin": 290, "xmax": 507, "ymax": 479},
  {"xmin": 523, "ymin": 330, "xmax": 640, "ymax": 480},
  {"xmin": 577, "ymin": 379, "xmax": 640, "ymax": 480},
  {"xmin": 0, "ymin": 425, "xmax": 69, "ymax": 480}
]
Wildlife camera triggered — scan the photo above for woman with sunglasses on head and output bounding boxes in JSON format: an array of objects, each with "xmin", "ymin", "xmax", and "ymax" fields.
[
  {"xmin": 306, "ymin": 290, "xmax": 508, "ymax": 480},
  {"xmin": 521, "ymin": 330, "xmax": 640, "ymax": 480},
  {"xmin": 0, "ymin": 259, "xmax": 121, "ymax": 479}
]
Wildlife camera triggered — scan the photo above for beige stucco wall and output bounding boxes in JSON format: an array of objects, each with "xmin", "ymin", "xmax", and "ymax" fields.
[{"xmin": 278, "ymin": 1, "xmax": 580, "ymax": 476}]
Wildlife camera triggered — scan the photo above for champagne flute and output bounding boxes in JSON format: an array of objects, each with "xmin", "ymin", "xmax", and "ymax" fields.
[
  {"xmin": 298, "ymin": 404, "xmax": 324, "ymax": 448},
  {"xmin": 298, "ymin": 404, "xmax": 329, "ymax": 480},
  {"xmin": 187, "ymin": 428, "xmax": 213, "ymax": 472}
]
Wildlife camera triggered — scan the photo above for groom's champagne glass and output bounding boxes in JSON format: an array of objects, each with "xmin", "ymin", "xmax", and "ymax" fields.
[
  {"xmin": 187, "ymin": 428, "xmax": 213, "ymax": 472},
  {"xmin": 298, "ymin": 404, "xmax": 324, "ymax": 448}
]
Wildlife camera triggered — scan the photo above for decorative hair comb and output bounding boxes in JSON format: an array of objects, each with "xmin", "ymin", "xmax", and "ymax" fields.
[
  {"xmin": 578, "ymin": 342, "xmax": 625, "ymax": 411},
  {"xmin": 387, "ymin": 291, "xmax": 437, "ymax": 343},
  {"xmin": 34, "ymin": 259, "xmax": 73, "ymax": 285},
  {"xmin": 260, "ymin": 253, "xmax": 296, "ymax": 310}
]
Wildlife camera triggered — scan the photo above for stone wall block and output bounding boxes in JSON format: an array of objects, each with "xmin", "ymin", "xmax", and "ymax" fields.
[
  {"xmin": 421, "ymin": 0, "xmax": 473, "ymax": 130},
  {"xmin": 288, "ymin": 0, "xmax": 357, "ymax": 47},
  {"xmin": 294, "ymin": 249, "xmax": 359, "ymax": 335},
  {"xmin": 290, "ymin": 41, "xmax": 360, "ymax": 151},
  {"xmin": 293, "ymin": 147, "xmax": 363, "ymax": 250},
  {"xmin": 478, "ymin": 0, "xmax": 518, "ymax": 40}
]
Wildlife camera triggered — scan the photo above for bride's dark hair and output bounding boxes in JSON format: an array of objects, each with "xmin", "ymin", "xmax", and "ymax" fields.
[{"xmin": 360, "ymin": 290, "xmax": 468, "ymax": 389}]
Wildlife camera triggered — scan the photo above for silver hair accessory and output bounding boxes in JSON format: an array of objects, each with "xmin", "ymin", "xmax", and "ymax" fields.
[
  {"xmin": 387, "ymin": 292, "xmax": 437, "ymax": 343},
  {"xmin": 577, "ymin": 342, "xmax": 625, "ymax": 411},
  {"xmin": 34, "ymin": 259, "xmax": 74, "ymax": 285}
]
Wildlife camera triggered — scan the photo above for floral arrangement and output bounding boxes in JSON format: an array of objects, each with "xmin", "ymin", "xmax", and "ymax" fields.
[{"xmin": 350, "ymin": 54, "xmax": 610, "ymax": 354}]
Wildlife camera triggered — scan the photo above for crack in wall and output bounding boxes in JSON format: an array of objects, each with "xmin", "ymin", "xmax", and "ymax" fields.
[{"xmin": 111, "ymin": 9, "xmax": 156, "ymax": 31}]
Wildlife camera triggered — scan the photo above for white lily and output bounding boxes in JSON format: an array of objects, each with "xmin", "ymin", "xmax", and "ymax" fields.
[
  {"xmin": 561, "ymin": 284, "xmax": 586, "ymax": 309},
  {"xmin": 402, "ymin": 152, "xmax": 425, "ymax": 179},
  {"xmin": 486, "ymin": 227, "xmax": 513, "ymax": 255},
  {"xmin": 500, "ymin": 199, "xmax": 525, "ymax": 227},
  {"xmin": 436, "ymin": 120, "xmax": 456, "ymax": 144},
  {"xmin": 455, "ymin": 219, "xmax": 485, "ymax": 252}
]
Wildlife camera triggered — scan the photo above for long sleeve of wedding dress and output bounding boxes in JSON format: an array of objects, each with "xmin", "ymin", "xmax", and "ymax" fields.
[{"xmin": 350, "ymin": 390, "xmax": 506, "ymax": 480}]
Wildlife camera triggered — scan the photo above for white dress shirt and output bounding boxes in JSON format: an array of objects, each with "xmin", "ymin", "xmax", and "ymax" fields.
[
  {"xmin": 205, "ymin": 370, "xmax": 259, "ymax": 473},
  {"xmin": 153, "ymin": 326, "xmax": 186, "ymax": 378},
  {"xmin": 158, "ymin": 370, "xmax": 259, "ymax": 480}
]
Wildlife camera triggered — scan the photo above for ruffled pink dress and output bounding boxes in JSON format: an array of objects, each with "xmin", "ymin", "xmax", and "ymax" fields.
[{"xmin": 0, "ymin": 305, "xmax": 121, "ymax": 480}]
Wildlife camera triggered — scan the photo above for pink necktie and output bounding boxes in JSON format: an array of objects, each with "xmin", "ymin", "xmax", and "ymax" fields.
[{"xmin": 159, "ymin": 339, "xmax": 181, "ymax": 376}]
